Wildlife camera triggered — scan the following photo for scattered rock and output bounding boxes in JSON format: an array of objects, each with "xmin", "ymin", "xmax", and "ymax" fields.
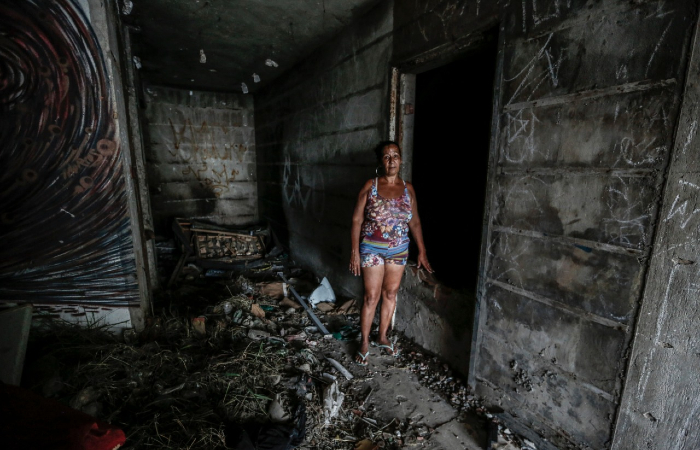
[
  {"xmin": 251, "ymin": 303, "xmax": 266, "ymax": 318},
  {"xmin": 70, "ymin": 386, "xmax": 99, "ymax": 410},
  {"xmin": 248, "ymin": 329, "xmax": 270, "ymax": 340},
  {"xmin": 315, "ymin": 302, "xmax": 334, "ymax": 312},
  {"xmin": 268, "ymin": 393, "xmax": 290, "ymax": 423},
  {"xmin": 322, "ymin": 380, "xmax": 344, "ymax": 424},
  {"xmin": 258, "ymin": 281, "xmax": 286, "ymax": 299},
  {"xmin": 280, "ymin": 297, "xmax": 302, "ymax": 309}
]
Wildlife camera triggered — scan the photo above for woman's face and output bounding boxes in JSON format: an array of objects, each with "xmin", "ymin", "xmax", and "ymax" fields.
[{"xmin": 381, "ymin": 144, "xmax": 401, "ymax": 176}]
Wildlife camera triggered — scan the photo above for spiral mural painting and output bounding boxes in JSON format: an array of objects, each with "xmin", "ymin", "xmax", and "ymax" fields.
[{"xmin": 0, "ymin": 0, "xmax": 139, "ymax": 305}]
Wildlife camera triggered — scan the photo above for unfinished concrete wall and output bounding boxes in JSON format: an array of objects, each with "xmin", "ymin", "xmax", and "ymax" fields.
[
  {"xmin": 612, "ymin": 10, "xmax": 700, "ymax": 449},
  {"xmin": 255, "ymin": 1, "xmax": 393, "ymax": 293},
  {"xmin": 394, "ymin": 1, "xmax": 695, "ymax": 449},
  {"xmin": 257, "ymin": 0, "xmax": 698, "ymax": 448},
  {"xmin": 0, "ymin": 0, "xmax": 151, "ymax": 330},
  {"xmin": 143, "ymin": 87, "xmax": 257, "ymax": 234}
]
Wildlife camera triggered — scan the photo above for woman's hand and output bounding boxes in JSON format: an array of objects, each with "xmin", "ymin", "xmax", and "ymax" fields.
[
  {"xmin": 350, "ymin": 180, "xmax": 372, "ymax": 277},
  {"xmin": 349, "ymin": 250, "xmax": 361, "ymax": 276},
  {"xmin": 417, "ymin": 252, "xmax": 433, "ymax": 273}
]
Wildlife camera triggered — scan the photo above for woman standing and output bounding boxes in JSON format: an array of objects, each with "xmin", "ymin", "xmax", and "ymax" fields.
[{"xmin": 349, "ymin": 141, "xmax": 433, "ymax": 365}]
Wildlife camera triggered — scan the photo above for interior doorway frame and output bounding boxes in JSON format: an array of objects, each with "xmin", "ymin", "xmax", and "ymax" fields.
[{"xmin": 388, "ymin": 24, "xmax": 505, "ymax": 387}]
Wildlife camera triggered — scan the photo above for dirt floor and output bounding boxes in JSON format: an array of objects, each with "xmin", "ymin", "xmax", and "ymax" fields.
[{"xmin": 20, "ymin": 268, "xmax": 535, "ymax": 450}]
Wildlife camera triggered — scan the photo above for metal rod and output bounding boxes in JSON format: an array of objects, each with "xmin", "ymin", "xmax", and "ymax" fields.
[{"xmin": 277, "ymin": 272, "xmax": 330, "ymax": 335}]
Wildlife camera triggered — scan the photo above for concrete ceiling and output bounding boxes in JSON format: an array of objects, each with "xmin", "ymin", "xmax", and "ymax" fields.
[{"xmin": 123, "ymin": 0, "xmax": 381, "ymax": 94}]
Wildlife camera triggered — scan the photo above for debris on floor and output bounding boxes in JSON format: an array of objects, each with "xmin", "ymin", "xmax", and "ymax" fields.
[
  {"xmin": 22, "ymin": 260, "xmax": 546, "ymax": 449},
  {"xmin": 308, "ymin": 277, "xmax": 336, "ymax": 308}
]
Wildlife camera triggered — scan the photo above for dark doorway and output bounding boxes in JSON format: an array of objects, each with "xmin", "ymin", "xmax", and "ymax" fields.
[{"xmin": 410, "ymin": 29, "xmax": 498, "ymax": 291}]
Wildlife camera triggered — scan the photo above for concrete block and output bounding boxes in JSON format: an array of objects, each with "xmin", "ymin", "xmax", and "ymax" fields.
[
  {"xmin": 476, "ymin": 332, "xmax": 617, "ymax": 449},
  {"xmin": 286, "ymin": 37, "xmax": 392, "ymax": 112},
  {"xmin": 144, "ymin": 88, "xmax": 257, "ymax": 231},
  {"xmin": 487, "ymin": 230, "xmax": 643, "ymax": 322},
  {"xmin": 146, "ymin": 86, "xmax": 249, "ymax": 110},
  {"xmin": 147, "ymin": 162, "xmax": 256, "ymax": 185},
  {"xmin": 283, "ymin": 128, "xmax": 380, "ymax": 164},
  {"xmin": 154, "ymin": 180, "xmax": 256, "ymax": 201},
  {"xmin": 396, "ymin": 267, "xmax": 475, "ymax": 377},
  {"xmin": 500, "ymin": 88, "xmax": 677, "ymax": 169},
  {"xmin": 152, "ymin": 197, "xmax": 257, "ymax": 231},
  {"xmin": 494, "ymin": 173, "xmax": 658, "ymax": 249},
  {"xmin": 283, "ymin": 88, "xmax": 385, "ymax": 142},
  {"xmin": 483, "ymin": 284, "xmax": 626, "ymax": 393},
  {"xmin": 502, "ymin": 2, "xmax": 692, "ymax": 105},
  {"xmin": 147, "ymin": 105, "xmax": 245, "ymax": 128}
]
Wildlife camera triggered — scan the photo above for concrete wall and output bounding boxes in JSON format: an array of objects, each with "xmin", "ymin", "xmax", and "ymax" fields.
[
  {"xmin": 613, "ymin": 11, "xmax": 700, "ymax": 450},
  {"xmin": 395, "ymin": 1, "xmax": 695, "ymax": 449},
  {"xmin": 256, "ymin": 0, "xmax": 699, "ymax": 449},
  {"xmin": 255, "ymin": 0, "xmax": 394, "ymax": 292},
  {"xmin": 143, "ymin": 87, "xmax": 257, "ymax": 233}
]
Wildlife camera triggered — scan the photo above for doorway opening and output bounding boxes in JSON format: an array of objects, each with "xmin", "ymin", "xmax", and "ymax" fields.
[{"xmin": 409, "ymin": 29, "xmax": 499, "ymax": 292}]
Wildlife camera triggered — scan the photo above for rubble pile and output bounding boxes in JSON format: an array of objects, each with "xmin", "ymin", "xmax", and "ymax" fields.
[
  {"xmin": 23, "ymin": 270, "xmax": 546, "ymax": 450},
  {"xmin": 21, "ymin": 274, "xmax": 362, "ymax": 449}
]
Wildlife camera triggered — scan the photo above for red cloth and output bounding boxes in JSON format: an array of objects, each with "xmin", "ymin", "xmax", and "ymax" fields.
[{"xmin": 0, "ymin": 383, "xmax": 126, "ymax": 450}]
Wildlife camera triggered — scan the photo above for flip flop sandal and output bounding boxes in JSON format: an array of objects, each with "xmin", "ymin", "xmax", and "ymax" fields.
[
  {"xmin": 355, "ymin": 350, "xmax": 370, "ymax": 366},
  {"xmin": 371, "ymin": 341, "xmax": 399, "ymax": 357}
]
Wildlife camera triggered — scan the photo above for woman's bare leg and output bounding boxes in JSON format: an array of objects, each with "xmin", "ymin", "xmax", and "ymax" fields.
[
  {"xmin": 376, "ymin": 263, "xmax": 406, "ymax": 353},
  {"xmin": 356, "ymin": 264, "xmax": 384, "ymax": 363}
]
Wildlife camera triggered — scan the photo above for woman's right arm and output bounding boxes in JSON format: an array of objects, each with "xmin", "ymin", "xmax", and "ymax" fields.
[{"xmin": 350, "ymin": 180, "xmax": 372, "ymax": 276}]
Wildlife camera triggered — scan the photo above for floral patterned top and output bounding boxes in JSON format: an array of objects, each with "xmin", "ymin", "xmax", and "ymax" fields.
[{"xmin": 361, "ymin": 178, "xmax": 413, "ymax": 248}]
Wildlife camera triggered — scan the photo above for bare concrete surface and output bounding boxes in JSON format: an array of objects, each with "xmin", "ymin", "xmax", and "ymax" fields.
[
  {"xmin": 324, "ymin": 340, "xmax": 489, "ymax": 449},
  {"xmin": 428, "ymin": 420, "xmax": 488, "ymax": 450}
]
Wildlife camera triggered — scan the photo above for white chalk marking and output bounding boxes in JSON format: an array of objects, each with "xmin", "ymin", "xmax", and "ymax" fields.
[
  {"xmin": 682, "ymin": 120, "xmax": 697, "ymax": 154},
  {"xmin": 532, "ymin": 0, "xmax": 561, "ymax": 26},
  {"xmin": 616, "ymin": 64, "xmax": 628, "ymax": 81},
  {"xmin": 645, "ymin": 1, "xmax": 675, "ymax": 20},
  {"xmin": 505, "ymin": 33, "xmax": 556, "ymax": 104},
  {"xmin": 645, "ymin": 19, "xmax": 673, "ymax": 78},
  {"xmin": 679, "ymin": 179, "xmax": 700, "ymax": 189},
  {"xmin": 637, "ymin": 263, "xmax": 676, "ymax": 397},
  {"xmin": 665, "ymin": 192, "xmax": 700, "ymax": 229},
  {"xmin": 544, "ymin": 49, "xmax": 560, "ymax": 87}
]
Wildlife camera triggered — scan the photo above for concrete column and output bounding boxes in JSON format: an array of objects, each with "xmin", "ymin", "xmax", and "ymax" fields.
[
  {"xmin": 87, "ymin": 0, "xmax": 152, "ymax": 327},
  {"xmin": 612, "ymin": 9, "xmax": 700, "ymax": 450}
]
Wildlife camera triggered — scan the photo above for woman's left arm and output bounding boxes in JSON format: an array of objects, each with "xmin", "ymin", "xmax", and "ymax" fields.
[{"xmin": 407, "ymin": 183, "xmax": 433, "ymax": 273}]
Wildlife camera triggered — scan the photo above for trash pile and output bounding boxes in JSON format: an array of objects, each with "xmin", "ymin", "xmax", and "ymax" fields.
[
  {"xmin": 23, "ymin": 262, "xmax": 547, "ymax": 450},
  {"xmin": 22, "ymin": 272, "xmax": 365, "ymax": 449}
]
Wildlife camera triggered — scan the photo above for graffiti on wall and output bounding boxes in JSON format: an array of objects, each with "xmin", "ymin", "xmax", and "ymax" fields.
[
  {"xmin": 0, "ymin": 0, "xmax": 138, "ymax": 305},
  {"xmin": 282, "ymin": 155, "xmax": 325, "ymax": 219},
  {"xmin": 168, "ymin": 118, "xmax": 248, "ymax": 198}
]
